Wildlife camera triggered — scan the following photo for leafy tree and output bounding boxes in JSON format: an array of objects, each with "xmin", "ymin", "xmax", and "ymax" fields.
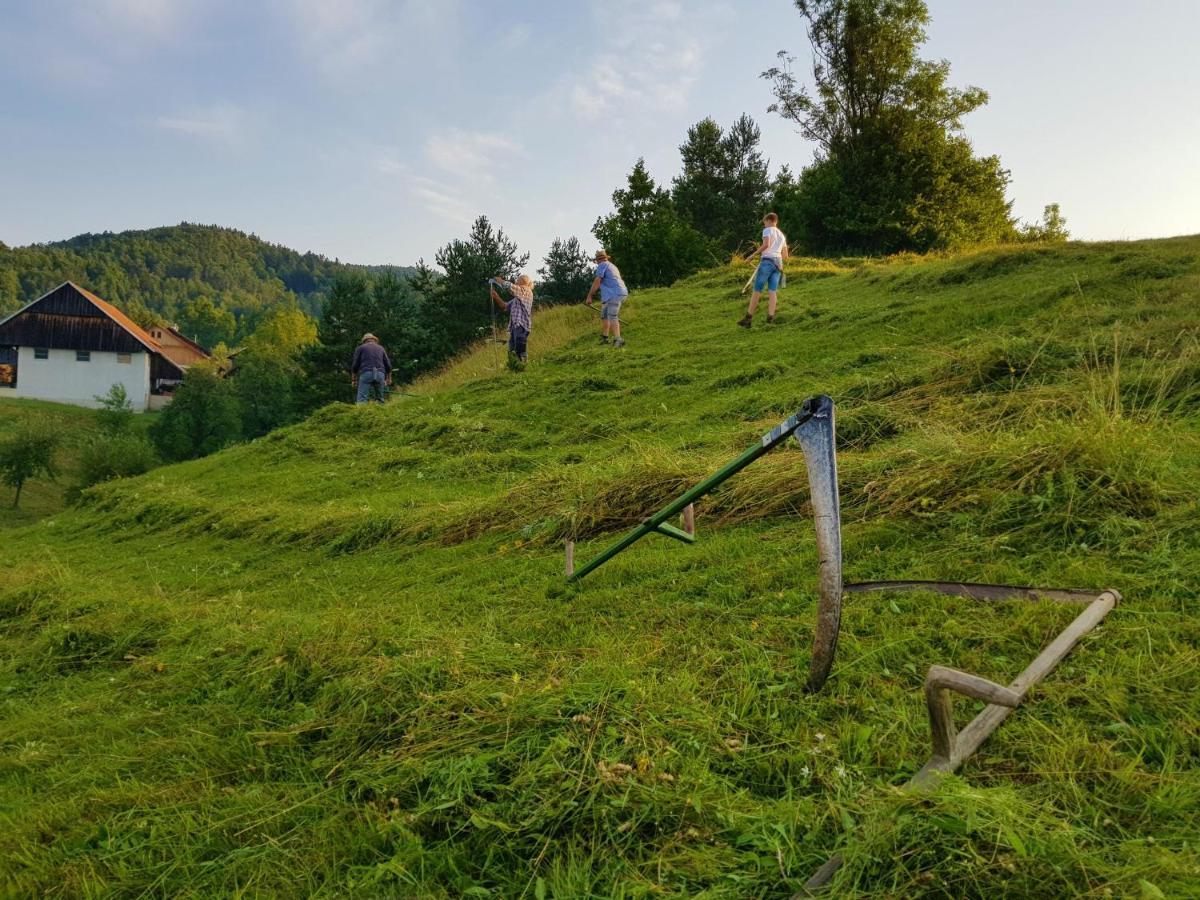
[
  {"xmin": 94, "ymin": 384, "xmax": 135, "ymax": 434},
  {"xmin": 0, "ymin": 268, "xmax": 19, "ymax": 315},
  {"xmin": 1019, "ymin": 203, "xmax": 1070, "ymax": 243},
  {"xmin": 0, "ymin": 420, "xmax": 58, "ymax": 508},
  {"xmin": 673, "ymin": 115, "xmax": 772, "ymax": 253},
  {"xmin": 593, "ymin": 159, "xmax": 713, "ymax": 288},
  {"xmin": 763, "ymin": 0, "xmax": 1017, "ymax": 253},
  {"xmin": 537, "ymin": 237, "xmax": 594, "ymax": 303},
  {"xmin": 150, "ymin": 363, "xmax": 242, "ymax": 461},
  {"xmin": 433, "ymin": 216, "xmax": 529, "ymax": 353},
  {"xmin": 178, "ymin": 295, "xmax": 237, "ymax": 348}
]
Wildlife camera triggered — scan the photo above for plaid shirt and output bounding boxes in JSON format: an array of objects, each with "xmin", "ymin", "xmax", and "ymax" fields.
[{"xmin": 504, "ymin": 282, "xmax": 533, "ymax": 332}]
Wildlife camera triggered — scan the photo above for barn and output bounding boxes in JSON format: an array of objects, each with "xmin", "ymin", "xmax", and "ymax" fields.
[{"xmin": 0, "ymin": 282, "xmax": 209, "ymax": 411}]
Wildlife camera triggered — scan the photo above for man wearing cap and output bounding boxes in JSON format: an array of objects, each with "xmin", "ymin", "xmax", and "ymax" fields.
[
  {"xmin": 351, "ymin": 333, "xmax": 392, "ymax": 404},
  {"xmin": 584, "ymin": 250, "xmax": 628, "ymax": 347}
]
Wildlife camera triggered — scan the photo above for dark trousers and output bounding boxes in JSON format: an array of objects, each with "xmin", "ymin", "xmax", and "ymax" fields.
[{"xmin": 509, "ymin": 326, "xmax": 529, "ymax": 360}]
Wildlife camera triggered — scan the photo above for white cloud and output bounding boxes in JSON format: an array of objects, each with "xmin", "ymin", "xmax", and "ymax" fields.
[
  {"xmin": 555, "ymin": 0, "xmax": 719, "ymax": 122},
  {"xmin": 278, "ymin": 0, "xmax": 462, "ymax": 80},
  {"xmin": 500, "ymin": 23, "xmax": 532, "ymax": 51},
  {"xmin": 405, "ymin": 175, "xmax": 476, "ymax": 225},
  {"xmin": 156, "ymin": 104, "xmax": 244, "ymax": 144},
  {"xmin": 424, "ymin": 129, "xmax": 522, "ymax": 182},
  {"xmin": 76, "ymin": 0, "xmax": 195, "ymax": 43}
]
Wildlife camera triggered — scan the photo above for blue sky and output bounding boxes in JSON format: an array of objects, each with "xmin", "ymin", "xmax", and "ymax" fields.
[{"xmin": 2, "ymin": 0, "xmax": 1197, "ymax": 266}]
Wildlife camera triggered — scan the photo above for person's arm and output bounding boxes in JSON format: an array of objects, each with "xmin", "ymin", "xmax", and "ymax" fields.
[
  {"xmin": 490, "ymin": 286, "xmax": 508, "ymax": 311},
  {"xmin": 383, "ymin": 350, "xmax": 393, "ymax": 385},
  {"xmin": 585, "ymin": 276, "xmax": 601, "ymax": 305}
]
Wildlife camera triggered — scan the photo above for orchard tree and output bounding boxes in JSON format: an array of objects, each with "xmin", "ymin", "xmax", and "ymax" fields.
[
  {"xmin": 537, "ymin": 237, "xmax": 593, "ymax": 304},
  {"xmin": 0, "ymin": 420, "xmax": 58, "ymax": 508},
  {"xmin": 763, "ymin": 0, "xmax": 1020, "ymax": 253}
]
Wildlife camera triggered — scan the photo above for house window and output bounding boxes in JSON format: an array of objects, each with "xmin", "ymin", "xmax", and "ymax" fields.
[
  {"xmin": 117, "ymin": 353, "xmax": 132, "ymax": 364},
  {"xmin": 34, "ymin": 348, "xmax": 49, "ymax": 360},
  {"xmin": 76, "ymin": 350, "xmax": 91, "ymax": 362}
]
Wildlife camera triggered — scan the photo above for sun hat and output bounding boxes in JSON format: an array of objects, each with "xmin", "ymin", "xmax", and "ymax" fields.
[
  {"xmin": 362, "ymin": 333, "xmax": 378, "ymax": 343},
  {"xmin": 594, "ymin": 250, "xmax": 609, "ymax": 261}
]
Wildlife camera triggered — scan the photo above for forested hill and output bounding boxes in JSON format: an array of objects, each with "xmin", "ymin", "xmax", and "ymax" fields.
[{"xmin": 0, "ymin": 223, "xmax": 415, "ymax": 346}]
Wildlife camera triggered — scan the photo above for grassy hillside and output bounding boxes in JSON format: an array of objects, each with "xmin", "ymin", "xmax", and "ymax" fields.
[
  {"xmin": 2, "ymin": 238, "xmax": 1198, "ymax": 897},
  {"xmin": 0, "ymin": 398, "xmax": 157, "ymax": 529}
]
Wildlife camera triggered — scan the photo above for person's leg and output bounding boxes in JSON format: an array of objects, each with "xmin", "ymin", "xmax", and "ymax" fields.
[
  {"xmin": 741, "ymin": 262, "xmax": 768, "ymax": 326},
  {"xmin": 766, "ymin": 265, "xmax": 781, "ymax": 320},
  {"xmin": 355, "ymin": 373, "xmax": 371, "ymax": 404},
  {"xmin": 514, "ymin": 327, "xmax": 529, "ymax": 361},
  {"xmin": 767, "ymin": 290, "xmax": 778, "ymax": 318}
]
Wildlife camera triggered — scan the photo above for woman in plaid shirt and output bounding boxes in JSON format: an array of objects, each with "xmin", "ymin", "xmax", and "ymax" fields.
[{"xmin": 490, "ymin": 275, "xmax": 534, "ymax": 362}]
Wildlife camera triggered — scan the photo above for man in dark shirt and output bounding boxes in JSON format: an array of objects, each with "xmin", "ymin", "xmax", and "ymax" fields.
[{"xmin": 351, "ymin": 333, "xmax": 392, "ymax": 404}]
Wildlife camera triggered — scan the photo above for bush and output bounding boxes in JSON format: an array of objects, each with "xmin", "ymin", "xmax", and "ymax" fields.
[
  {"xmin": 151, "ymin": 364, "xmax": 242, "ymax": 461},
  {"xmin": 72, "ymin": 432, "xmax": 160, "ymax": 498},
  {"xmin": 94, "ymin": 383, "xmax": 135, "ymax": 434}
]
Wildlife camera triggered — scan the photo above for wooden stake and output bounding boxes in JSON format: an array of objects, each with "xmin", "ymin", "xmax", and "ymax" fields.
[
  {"xmin": 565, "ymin": 540, "xmax": 574, "ymax": 578},
  {"xmin": 682, "ymin": 503, "xmax": 695, "ymax": 536}
]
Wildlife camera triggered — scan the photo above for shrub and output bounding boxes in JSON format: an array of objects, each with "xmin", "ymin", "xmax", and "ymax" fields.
[{"xmin": 72, "ymin": 432, "xmax": 160, "ymax": 498}]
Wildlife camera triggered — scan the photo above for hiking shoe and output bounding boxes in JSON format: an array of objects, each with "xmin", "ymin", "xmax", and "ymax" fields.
[
  {"xmin": 613, "ymin": 338, "xmax": 626, "ymax": 348},
  {"xmin": 599, "ymin": 335, "xmax": 610, "ymax": 344},
  {"xmin": 737, "ymin": 314, "xmax": 753, "ymax": 328},
  {"xmin": 766, "ymin": 315, "xmax": 776, "ymax": 325}
]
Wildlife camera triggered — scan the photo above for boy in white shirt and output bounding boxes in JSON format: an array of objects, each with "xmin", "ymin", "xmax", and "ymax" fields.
[{"xmin": 738, "ymin": 213, "xmax": 788, "ymax": 328}]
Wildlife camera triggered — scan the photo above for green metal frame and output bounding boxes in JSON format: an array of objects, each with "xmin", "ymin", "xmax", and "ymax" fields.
[{"xmin": 566, "ymin": 401, "xmax": 819, "ymax": 583}]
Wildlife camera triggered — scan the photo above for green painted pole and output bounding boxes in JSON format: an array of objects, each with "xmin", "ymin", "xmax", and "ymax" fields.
[{"xmin": 567, "ymin": 403, "xmax": 817, "ymax": 582}]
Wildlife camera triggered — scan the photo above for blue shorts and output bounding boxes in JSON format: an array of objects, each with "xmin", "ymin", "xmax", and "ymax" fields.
[
  {"xmin": 601, "ymin": 297, "xmax": 624, "ymax": 320},
  {"xmin": 753, "ymin": 258, "xmax": 783, "ymax": 292}
]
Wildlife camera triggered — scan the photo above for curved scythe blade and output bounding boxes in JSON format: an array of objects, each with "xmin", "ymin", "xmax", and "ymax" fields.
[{"xmin": 794, "ymin": 395, "xmax": 842, "ymax": 692}]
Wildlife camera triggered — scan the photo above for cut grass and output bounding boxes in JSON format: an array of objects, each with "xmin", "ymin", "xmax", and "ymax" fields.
[{"xmin": 2, "ymin": 238, "xmax": 1199, "ymax": 897}]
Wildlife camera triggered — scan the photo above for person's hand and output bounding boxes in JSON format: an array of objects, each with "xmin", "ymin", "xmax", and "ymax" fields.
[{"xmin": 385, "ymin": 376, "xmax": 393, "ymax": 386}]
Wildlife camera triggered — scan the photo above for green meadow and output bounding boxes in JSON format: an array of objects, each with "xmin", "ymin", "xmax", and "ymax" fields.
[{"xmin": 2, "ymin": 238, "xmax": 1198, "ymax": 896}]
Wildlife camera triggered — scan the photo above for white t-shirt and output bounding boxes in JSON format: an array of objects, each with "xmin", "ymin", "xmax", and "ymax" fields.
[{"xmin": 762, "ymin": 226, "xmax": 786, "ymax": 262}]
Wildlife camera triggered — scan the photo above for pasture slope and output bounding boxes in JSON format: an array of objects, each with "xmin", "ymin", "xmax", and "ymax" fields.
[{"xmin": 2, "ymin": 238, "xmax": 1199, "ymax": 898}]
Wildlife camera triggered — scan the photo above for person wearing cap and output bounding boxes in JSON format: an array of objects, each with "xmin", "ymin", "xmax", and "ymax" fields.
[
  {"xmin": 489, "ymin": 275, "xmax": 535, "ymax": 364},
  {"xmin": 584, "ymin": 250, "xmax": 628, "ymax": 347},
  {"xmin": 351, "ymin": 333, "xmax": 392, "ymax": 404}
]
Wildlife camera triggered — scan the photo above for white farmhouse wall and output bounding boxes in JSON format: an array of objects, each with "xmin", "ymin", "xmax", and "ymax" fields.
[{"xmin": 7, "ymin": 347, "xmax": 152, "ymax": 410}]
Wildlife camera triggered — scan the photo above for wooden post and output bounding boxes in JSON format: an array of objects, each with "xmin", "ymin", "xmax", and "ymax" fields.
[
  {"xmin": 682, "ymin": 503, "xmax": 695, "ymax": 536},
  {"xmin": 565, "ymin": 540, "xmax": 575, "ymax": 578}
]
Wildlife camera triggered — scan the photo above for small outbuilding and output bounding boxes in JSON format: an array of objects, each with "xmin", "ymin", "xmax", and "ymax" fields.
[{"xmin": 0, "ymin": 281, "xmax": 208, "ymax": 411}]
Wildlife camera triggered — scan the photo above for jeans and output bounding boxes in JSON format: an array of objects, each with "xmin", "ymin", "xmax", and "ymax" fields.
[
  {"xmin": 601, "ymin": 298, "xmax": 624, "ymax": 320},
  {"xmin": 753, "ymin": 258, "xmax": 783, "ymax": 292},
  {"xmin": 356, "ymin": 369, "xmax": 387, "ymax": 404},
  {"xmin": 509, "ymin": 326, "xmax": 529, "ymax": 360}
]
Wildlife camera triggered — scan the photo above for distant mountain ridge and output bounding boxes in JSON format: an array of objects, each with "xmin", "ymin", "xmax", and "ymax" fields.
[{"xmin": 0, "ymin": 223, "xmax": 416, "ymax": 342}]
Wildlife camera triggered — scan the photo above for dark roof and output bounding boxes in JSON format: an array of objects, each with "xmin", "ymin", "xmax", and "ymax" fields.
[{"xmin": 0, "ymin": 282, "xmax": 165, "ymax": 355}]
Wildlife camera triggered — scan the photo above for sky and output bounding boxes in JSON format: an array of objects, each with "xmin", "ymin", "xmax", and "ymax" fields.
[{"xmin": 1, "ymin": 0, "xmax": 1198, "ymax": 266}]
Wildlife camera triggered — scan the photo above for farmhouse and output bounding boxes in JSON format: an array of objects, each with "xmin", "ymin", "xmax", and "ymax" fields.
[{"xmin": 0, "ymin": 282, "xmax": 210, "ymax": 411}]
